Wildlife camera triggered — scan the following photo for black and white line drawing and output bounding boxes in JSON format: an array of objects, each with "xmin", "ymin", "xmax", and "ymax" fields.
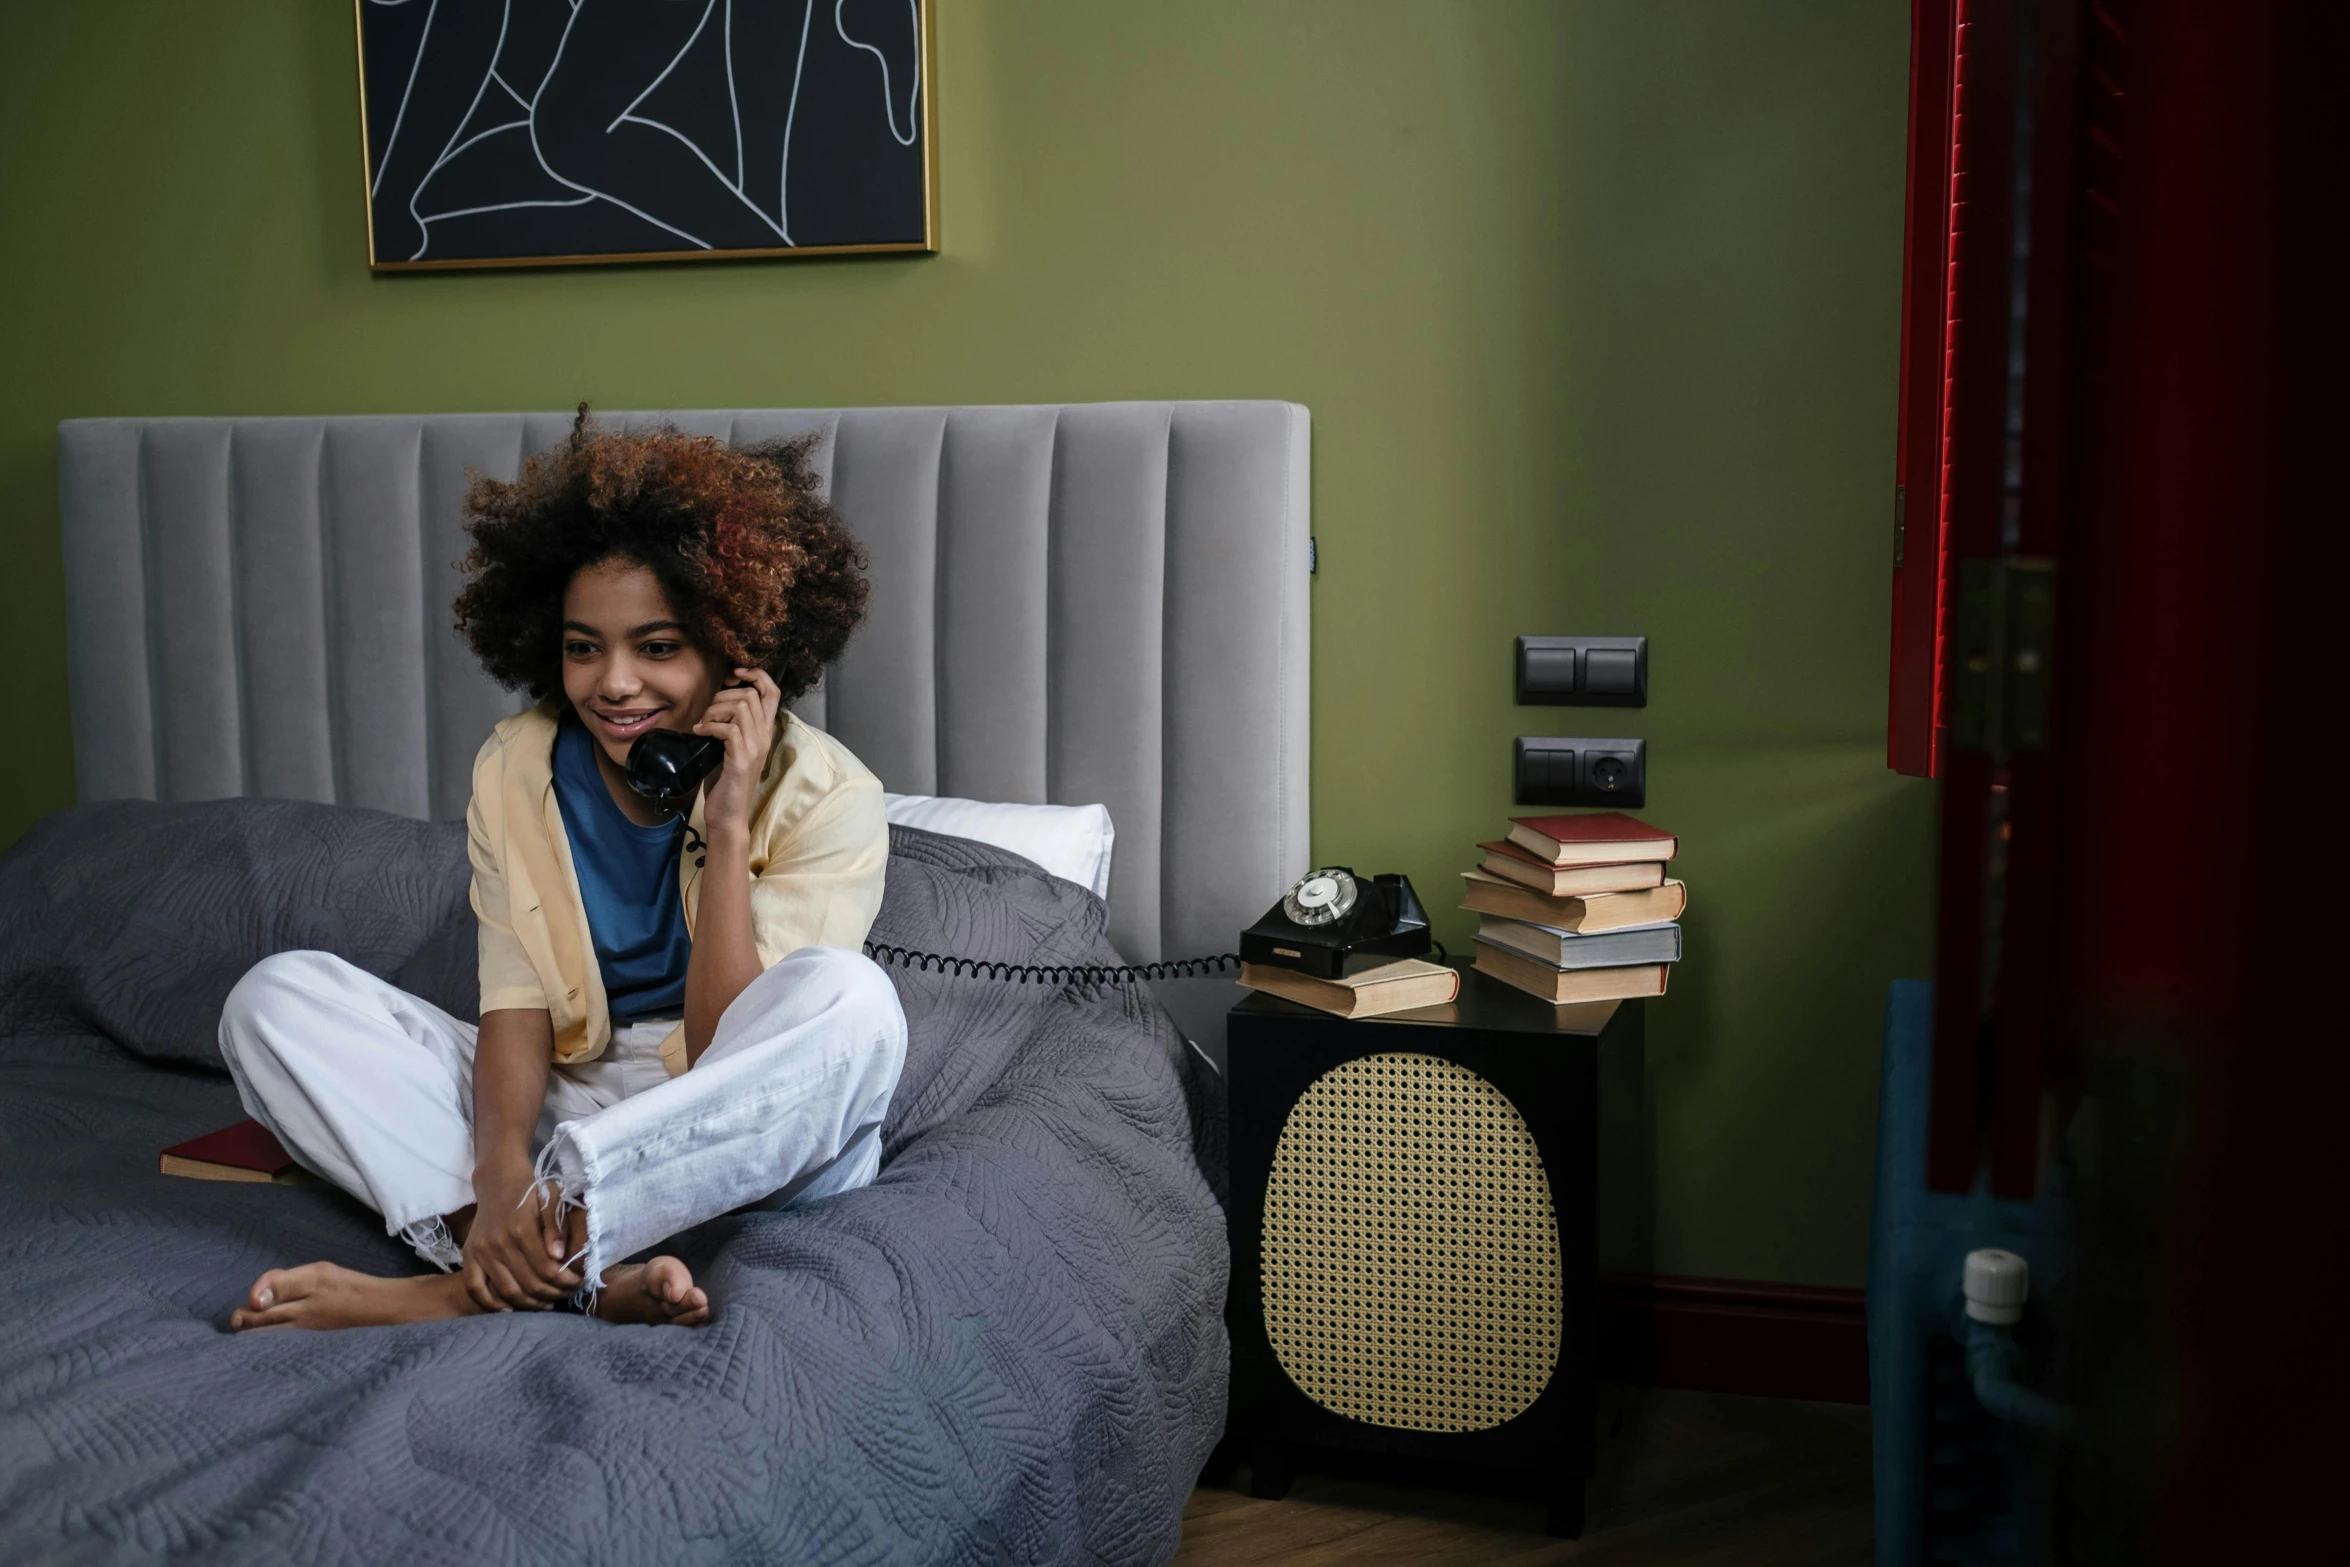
[{"xmin": 358, "ymin": 0, "xmax": 930, "ymax": 268}]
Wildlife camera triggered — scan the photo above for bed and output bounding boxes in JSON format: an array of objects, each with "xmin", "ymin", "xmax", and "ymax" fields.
[{"xmin": 0, "ymin": 403, "xmax": 1310, "ymax": 1564}]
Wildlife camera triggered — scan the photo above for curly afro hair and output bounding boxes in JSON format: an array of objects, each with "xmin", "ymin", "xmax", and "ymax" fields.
[{"xmin": 453, "ymin": 411, "xmax": 868, "ymax": 703}]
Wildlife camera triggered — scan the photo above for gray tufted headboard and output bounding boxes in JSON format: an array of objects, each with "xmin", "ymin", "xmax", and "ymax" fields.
[{"xmin": 56, "ymin": 404, "xmax": 1310, "ymax": 963}]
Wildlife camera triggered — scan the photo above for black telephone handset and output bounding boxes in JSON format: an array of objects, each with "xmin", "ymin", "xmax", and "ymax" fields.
[
  {"xmin": 625, "ymin": 727, "xmax": 725, "ymax": 806},
  {"xmin": 1239, "ymin": 867, "xmax": 1433, "ymax": 980},
  {"xmin": 626, "ymin": 677, "xmax": 774, "ymax": 805}
]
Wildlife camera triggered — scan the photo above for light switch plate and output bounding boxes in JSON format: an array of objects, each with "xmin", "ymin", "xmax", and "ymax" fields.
[
  {"xmin": 1516, "ymin": 636, "xmax": 1648, "ymax": 707},
  {"xmin": 1514, "ymin": 736, "xmax": 1647, "ymax": 808}
]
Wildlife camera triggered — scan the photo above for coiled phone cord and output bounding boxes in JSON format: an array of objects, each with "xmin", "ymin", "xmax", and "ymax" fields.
[
  {"xmin": 861, "ymin": 943, "xmax": 1241, "ymax": 987},
  {"xmin": 706, "ymin": 812, "xmax": 1246, "ymax": 986},
  {"xmin": 860, "ymin": 939, "xmax": 1447, "ymax": 987}
]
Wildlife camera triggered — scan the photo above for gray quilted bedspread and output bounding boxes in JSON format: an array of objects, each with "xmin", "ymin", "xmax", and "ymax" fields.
[{"xmin": 0, "ymin": 801, "xmax": 1229, "ymax": 1565}]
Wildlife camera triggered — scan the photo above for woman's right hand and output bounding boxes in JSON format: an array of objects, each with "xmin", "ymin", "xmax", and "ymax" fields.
[{"xmin": 463, "ymin": 1159, "xmax": 579, "ymax": 1311}]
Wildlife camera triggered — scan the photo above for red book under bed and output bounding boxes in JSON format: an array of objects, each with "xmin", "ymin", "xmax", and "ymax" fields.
[{"xmin": 159, "ymin": 1120, "xmax": 307, "ymax": 1184}]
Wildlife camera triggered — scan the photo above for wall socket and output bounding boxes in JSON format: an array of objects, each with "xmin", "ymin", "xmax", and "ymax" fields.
[{"xmin": 1514, "ymin": 737, "xmax": 1647, "ymax": 808}]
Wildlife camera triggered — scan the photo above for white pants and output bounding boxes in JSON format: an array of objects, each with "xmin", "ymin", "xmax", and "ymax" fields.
[{"xmin": 218, "ymin": 946, "xmax": 908, "ymax": 1287}]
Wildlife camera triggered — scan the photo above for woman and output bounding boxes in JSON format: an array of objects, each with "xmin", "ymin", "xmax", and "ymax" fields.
[{"xmin": 219, "ymin": 416, "xmax": 904, "ymax": 1330}]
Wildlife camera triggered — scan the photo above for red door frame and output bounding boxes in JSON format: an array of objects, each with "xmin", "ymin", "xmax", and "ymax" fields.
[
  {"xmin": 1895, "ymin": 0, "xmax": 2044, "ymax": 1195},
  {"xmin": 1885, "ymin": 0, "xmax": 1955, "ymax": 784},
  {"xmin": 1897, "ymin": 0, "xmax": 2127, "ymax": 1198},
  {"xmin": 1891, "ymin": 0, "xmax": 2350, "ymax": 1550}
]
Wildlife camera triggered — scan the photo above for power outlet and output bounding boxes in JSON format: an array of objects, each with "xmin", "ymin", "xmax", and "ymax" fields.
[{"xmin": 1514, "ymin": 737, "xmax": 1647, "ymax": 808}]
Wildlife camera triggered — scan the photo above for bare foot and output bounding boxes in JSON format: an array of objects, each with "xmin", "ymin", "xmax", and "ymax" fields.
[
  {"xmin": 229, "ymin": 1262, "xmax": 477, "ymax": 1331},
  {"xmin": 590, "ymin": 1257, "xmax": 710, "ymax": 1327}
]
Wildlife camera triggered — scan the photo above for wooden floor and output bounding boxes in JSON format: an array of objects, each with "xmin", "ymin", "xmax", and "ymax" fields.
[{"xmin": 1175, "ymin": 1388, "xmax": 1873, "ymax": 1566}]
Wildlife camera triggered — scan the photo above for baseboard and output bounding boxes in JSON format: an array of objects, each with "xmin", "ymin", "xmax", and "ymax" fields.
[{"xmin": 1599, "ymin": 1273, "xmax": 1870, "ymax": 1405}]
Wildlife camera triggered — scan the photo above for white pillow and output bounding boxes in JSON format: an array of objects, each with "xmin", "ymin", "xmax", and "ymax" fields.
[{"xmin": 882, "ymin": 793, "xmax": 1116, "ymax": 900}]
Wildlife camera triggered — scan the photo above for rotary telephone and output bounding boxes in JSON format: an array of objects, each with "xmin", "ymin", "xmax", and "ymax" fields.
[
  {"xmin": 1236, "ymin": 868, "xmax": 1434, "ymax": 979},
  {"xmin": 625, "ymin": 730, "xmax": 1429, "ymax": 987}
]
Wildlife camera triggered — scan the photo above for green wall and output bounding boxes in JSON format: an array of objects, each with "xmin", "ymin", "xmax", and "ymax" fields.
[{"xmin": 0, "ymin": 0, "xmax": 1931, "ymax": 1287}]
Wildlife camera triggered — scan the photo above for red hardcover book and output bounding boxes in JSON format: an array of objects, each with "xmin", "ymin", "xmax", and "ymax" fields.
[
  {"xmin": 1505, "ymin": 811, "xmax": 1679, "ymax": 866},
  {"xmin": 160, "ymin": 1120, "xmax": 305, "ymax": 1184}
]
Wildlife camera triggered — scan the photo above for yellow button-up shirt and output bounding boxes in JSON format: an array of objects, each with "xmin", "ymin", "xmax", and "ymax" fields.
[{"xmin": 465, "ymin": 699, "xmax": 888, "ymax": 1078}]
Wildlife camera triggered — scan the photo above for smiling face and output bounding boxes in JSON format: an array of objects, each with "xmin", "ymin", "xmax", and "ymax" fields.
[{"xmin": 559, "ymin": 557, "xmax": 722, "ymax": 769}]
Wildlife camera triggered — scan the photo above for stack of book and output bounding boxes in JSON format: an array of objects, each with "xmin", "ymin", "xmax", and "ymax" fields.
[{"xmin": 1464, "ymin": 811, "xmax": 1686, "ymax": 1004}]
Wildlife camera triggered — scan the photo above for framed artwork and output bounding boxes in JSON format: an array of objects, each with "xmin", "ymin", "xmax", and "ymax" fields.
[{"xmin": 354, "ymin": 0, "xmax": 935, "ymax": 270}]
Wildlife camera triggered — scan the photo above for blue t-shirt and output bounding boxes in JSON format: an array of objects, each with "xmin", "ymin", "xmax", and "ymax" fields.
[{"xmin": 551, "ymin": 712, "xmax": 692, "ymax": 1021}]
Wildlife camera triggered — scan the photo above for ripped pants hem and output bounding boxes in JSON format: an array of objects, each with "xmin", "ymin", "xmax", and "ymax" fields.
[
  {"xmin": 398, "ymin": 1214, "xmax": 464, "ymax": 1272},
  {"xmin": 532, "ymin": 1131, "xmax": 606, "ymax": 1313}
]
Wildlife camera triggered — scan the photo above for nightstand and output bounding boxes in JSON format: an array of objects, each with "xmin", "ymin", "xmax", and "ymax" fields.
[{"xmin": 1224, "ymin": 959, "xmax": 1644, "ymax": 1539}]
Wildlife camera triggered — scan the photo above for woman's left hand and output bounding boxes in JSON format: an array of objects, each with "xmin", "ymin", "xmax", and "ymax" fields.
[{"xmin": 694, "ymin": 666, "xmax": 782, "ymax": 836}]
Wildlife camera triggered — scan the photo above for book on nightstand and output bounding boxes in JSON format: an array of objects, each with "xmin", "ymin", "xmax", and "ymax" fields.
[
  {"xmin": 1238, "ymin": 957, "xmax": 1462, "ymax": 1019},
  {"xmin": 160, "ymin": 1120, "xmax": 312, "ymax": 1184},
  {"xmin": 1476, "ymin": 840, "xmax": 1668, "ymax": 898},
  {"xmin": 1471, "ymin": 941, "xmax": 1671, "ymax": 1005},
  {"xmin": 1460, "ymin": 868, "xmax": 1688, "ymax": 932},
  {"xmin": 1475, "ymin": 916, "xmax": 1683, "ymax": 970},
  {"xmin": 1504, "ymin": 811, "xmax": 1679, "ymax": 866}
]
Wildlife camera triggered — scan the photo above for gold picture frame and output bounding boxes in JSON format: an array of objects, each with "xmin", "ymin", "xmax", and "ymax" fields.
[{"xmin": 353, "ymin": 0, "xmax": 937, "ymax": 272}]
